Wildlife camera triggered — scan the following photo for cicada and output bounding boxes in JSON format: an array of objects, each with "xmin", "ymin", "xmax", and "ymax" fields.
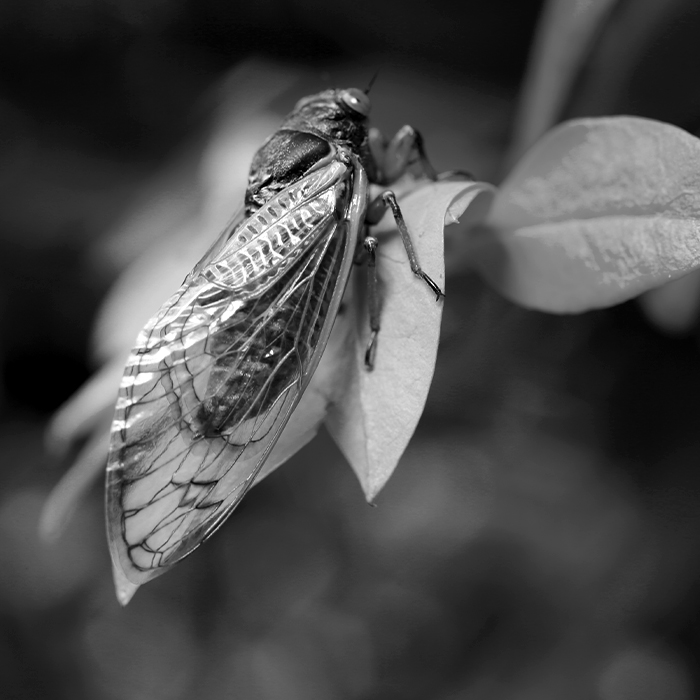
[{"xmin": 107, "ymin": 87, "xmax": 449, "ymax": 602}]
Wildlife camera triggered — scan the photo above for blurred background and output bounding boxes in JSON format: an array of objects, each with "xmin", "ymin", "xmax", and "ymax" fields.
[{"xmin": 2, "ymin": 0, "xmax": 700, "ymax": 697}]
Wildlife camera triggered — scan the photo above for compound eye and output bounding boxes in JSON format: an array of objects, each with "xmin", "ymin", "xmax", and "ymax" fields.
[{"xmin": 341, "ymin": 88, "xmax": 371, "ymax": 117}]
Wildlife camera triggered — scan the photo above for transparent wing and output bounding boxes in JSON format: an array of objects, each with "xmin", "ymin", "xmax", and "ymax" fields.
[
  {"xmin": 187, "ymin": 204, "xmax": 245, "ymax": 281},
  {"xmin": 107, "ymin": 161, "xmax": 365, "ymax": 590}
]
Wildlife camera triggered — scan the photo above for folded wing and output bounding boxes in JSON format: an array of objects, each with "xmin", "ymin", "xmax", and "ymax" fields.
[{"xmin": 106, "ymin": 160, "xmax": 361, "ymax": 591}]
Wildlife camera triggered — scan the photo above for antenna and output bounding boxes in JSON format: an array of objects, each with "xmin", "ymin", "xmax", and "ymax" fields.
[{"xmin": 364, "ymin": 69, "xmax": 381, "ymax": 95}]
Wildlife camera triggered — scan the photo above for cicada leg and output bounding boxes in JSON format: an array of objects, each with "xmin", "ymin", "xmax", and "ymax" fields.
[
  {"xmin": 361, "ymin": 188, "xmax": 444, "ymax": 369},
  {"xmin": 368, "ymin": 125, "xmax": 473, "ymax": 184},
  {"xmin": 365, "ymin": 190, "xmax": 444, "ymax": 302},
  {"xmin": 363, "ymin": 234, "xmax": 381, "ymax": 370},
  {"xmin": 362, "ymin": 124, "xmax": 467, "ymax": 368}
]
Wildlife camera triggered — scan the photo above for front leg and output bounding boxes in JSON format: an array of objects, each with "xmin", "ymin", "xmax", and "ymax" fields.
[
  {"xmin": 360, "ymin": 126, "xmax": 460, "ymax": 369},
  {"xmin": 369, "ymin": 125, "xmax": 474, "ymax": 185},
  {"xmin": 363, "ymin": 234, "xmax": 381, "ymax": 370},
  {"xmin": 369, "ymin": 125, "xmax": 438, "ymax": 184},
  {"xmin": 365, "ymin": 190, "xmax": 444, "ymax": 302}
]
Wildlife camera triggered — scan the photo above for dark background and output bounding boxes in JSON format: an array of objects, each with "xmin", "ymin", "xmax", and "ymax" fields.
[{"xmin": 1, "ymin": 0, "xmax": 700, "ymax": 698}]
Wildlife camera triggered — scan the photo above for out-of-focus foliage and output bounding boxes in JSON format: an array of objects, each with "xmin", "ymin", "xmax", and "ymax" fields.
[{"xmin": 509, "ymin": 0, "xmax": 618, "ymax": 164}]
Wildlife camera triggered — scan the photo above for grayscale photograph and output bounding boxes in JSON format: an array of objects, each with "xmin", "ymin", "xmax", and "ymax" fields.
[{"xmin": 0, "ymin": 0, "xmax": 698, "ymax": 697}]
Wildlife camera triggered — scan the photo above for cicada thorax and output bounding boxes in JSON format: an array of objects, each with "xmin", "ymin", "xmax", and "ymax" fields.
[{"xmin": 244, "ymin": 130, "xmax": 334, "ymax": 213}]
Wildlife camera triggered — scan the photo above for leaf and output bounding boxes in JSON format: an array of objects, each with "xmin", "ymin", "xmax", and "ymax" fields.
[
  {"xmin": 473, "ymin": 117, "xmax": 700, "ymax": 313},
  {"xmin": 39, "ymin": 430, "xmax": 110, "ymax": 541},
  {"xmin": 326, "ymin": 180, "xmax": 496, "ymax": 501},
  {"xmin": 40, "ymin": 360, "xmax": 122, "ymax": 540}
]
